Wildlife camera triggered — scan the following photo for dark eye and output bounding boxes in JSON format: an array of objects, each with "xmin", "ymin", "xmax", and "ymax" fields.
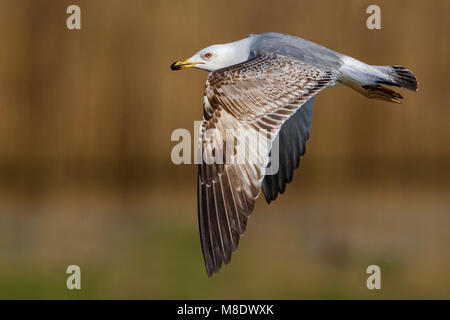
[{"xmin": 203, "ymin": 52, "xmax": 213, "ymax": 59}]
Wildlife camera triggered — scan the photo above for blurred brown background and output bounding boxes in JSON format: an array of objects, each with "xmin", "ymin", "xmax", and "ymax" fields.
[{"xmin": 0, "ymin": 0, "xmax": 449, "ymax": 298}]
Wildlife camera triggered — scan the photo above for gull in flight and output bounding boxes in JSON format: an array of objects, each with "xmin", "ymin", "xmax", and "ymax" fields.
[{"xmin": 170, "ymin": 32, "xmax": 418, "ymax": 277}]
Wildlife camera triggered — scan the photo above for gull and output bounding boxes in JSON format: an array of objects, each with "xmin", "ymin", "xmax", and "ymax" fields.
[{"xmin": 170, "ymin": 32, "xmax": 418, "ymax": 277}]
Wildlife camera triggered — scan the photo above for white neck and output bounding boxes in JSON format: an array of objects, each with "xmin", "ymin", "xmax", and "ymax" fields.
[{"xmin": 191, "ymin": 36, "xmax": 256, "ymax": 72}]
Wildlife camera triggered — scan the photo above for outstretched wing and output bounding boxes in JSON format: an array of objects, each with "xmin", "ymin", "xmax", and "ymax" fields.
[{"xmin": 198, "ymin": 53, "xmax": 338, "ymax": 276}]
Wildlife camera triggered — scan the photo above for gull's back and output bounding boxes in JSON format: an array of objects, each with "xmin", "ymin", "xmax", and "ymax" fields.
[{"xmin": 249, "ymin": 32, "xmax": 345, "ymax": 70}]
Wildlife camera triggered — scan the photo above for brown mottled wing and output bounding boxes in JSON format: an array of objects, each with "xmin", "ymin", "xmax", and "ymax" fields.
[{"xmin": 198, "ymin": 53, "xmax": 338, "ymax": 276}]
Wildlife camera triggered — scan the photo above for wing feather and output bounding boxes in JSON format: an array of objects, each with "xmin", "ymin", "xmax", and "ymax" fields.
[{"xmin": 263, "ymin": 97, "xmax": 315, "ymax": 203}]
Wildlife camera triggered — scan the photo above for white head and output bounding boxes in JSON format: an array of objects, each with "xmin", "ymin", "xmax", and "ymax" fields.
[{"xmin": 170, "ymin": 37, "xmax": 254, "ymax": 72}]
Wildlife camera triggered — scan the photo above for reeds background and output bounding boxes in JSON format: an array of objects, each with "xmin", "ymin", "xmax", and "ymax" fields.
[{"xmin": 0, "ymin": 0, "xmax": 449, "ymax": 298}]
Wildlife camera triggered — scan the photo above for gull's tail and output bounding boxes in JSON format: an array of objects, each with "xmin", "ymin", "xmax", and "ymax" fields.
[
  {"xmin": 339, "ymin": 56, "xmax": 418, "ymax": 103},
  {"xmin": 372, "ymin": 65, "xmax": 418, "ymax": 92}
]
